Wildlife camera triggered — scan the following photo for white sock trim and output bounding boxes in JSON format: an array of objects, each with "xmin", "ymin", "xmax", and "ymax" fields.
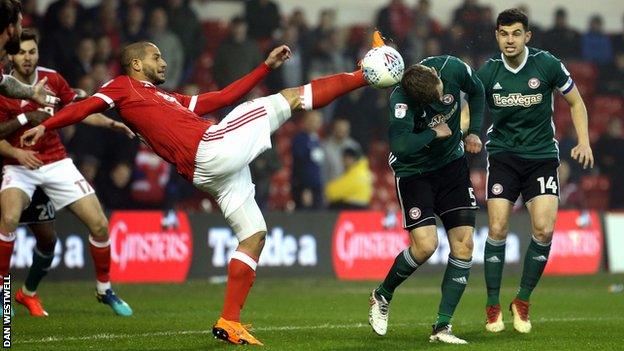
[
  {"xmin": 22, "ymin": 286, "xmax": 36, "ymax": 296},
  {"xmin": 96, "ymin": 280, "xmax": 112, "ymax": 294},
  {"xmin": 230, "ymin": 251, "xmax": 257, "ymax": 271},
  {"xmin": 532, "ymin": 235, "xmax": 552, "ymax": 246},
  {"xmin": 89, "ymin": 235, "xmax": 110, "ymax": 248},
  {"xmin": 300, "ymin": 84, "xmax": 313, "ymax": 111},
  {"xmin": 0, "ymin": 232, "xmax": 16, "ymax": 242},
  {"xmin": 486, "ymin": 236, "xmax": 506, "ymax": 246}
]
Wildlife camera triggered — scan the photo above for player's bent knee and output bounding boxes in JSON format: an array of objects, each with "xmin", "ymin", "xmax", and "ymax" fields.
[
  {"xmin": 1, "ymin": 211, "xmax": 21, "ymax": 232},
  {"xmin": 488, "ymin": 221, "xmax": 508, "ymax": 240},
  {"xmin": 90, "ymin": 217, "xmax": 109, "ymax": 238},
  {"xmin": 533, "ymin": 229, "xmax": 553, "ymax": 243},
  {"xmin": 410, "ymin": 235, "xmax": 438, "ymax": 262}
]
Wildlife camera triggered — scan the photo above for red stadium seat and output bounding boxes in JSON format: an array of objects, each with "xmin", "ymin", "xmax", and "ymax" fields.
[{"xmin": 580, "ymin": 175, "xmax": 611, "ymax": 209}]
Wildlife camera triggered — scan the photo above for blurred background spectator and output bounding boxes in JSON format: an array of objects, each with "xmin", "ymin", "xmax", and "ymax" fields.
[
  {"xmin": 291, "ymin": 111, "xmax": 325, "ymax": 210},
  {"xmin": 325, "ymin": 147, "xmax": 373, "ymax": 210}
]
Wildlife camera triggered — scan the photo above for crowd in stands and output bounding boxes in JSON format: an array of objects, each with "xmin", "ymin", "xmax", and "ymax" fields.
[{"xmin": 5, "ymin": 0, "xmax": 624, "ymax": 211}]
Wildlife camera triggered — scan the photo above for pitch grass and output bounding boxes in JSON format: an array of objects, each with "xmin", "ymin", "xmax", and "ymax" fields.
[{"xmin": 11, "ymin": 273, "xmax": 624, "ymax": 350}]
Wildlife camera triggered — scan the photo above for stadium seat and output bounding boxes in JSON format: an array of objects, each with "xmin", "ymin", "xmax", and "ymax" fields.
[{"xmin": 580, "ymin": 175, "xmax": 611, "ymax": 209}]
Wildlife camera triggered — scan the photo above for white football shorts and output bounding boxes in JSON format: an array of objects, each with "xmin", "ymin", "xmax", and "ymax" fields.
[{"xmin": 1, "ymin": 158, "xmax": 94, "ymax": 210}]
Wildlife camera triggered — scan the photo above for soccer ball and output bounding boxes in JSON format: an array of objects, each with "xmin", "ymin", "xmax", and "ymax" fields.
[{"xmin": 361, "ymin": 45, "xmax": 404, "ymax": 89}]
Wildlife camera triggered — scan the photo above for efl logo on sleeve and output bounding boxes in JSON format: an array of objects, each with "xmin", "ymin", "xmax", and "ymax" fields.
[{"xmin": 394, "ymin": 103, "xmax": 407, "ymax": 118}]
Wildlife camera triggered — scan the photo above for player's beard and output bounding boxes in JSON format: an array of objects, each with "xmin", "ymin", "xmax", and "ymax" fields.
[
  {"xmin": 4, "ymin": 35, "xmax": 20, "ymax": 55},
  {"xmin": 145, "ymin": 66, "xmax": 166, "ymax": 85}
]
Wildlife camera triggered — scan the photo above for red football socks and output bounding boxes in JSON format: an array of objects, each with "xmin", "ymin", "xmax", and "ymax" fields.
[
  {"xmin": 221, "ymin": 250, "xmax": 258, "ymax": 322},
  {"xmin": 88, "ymin": 235, "xmax": 111, "ymax": 284},
  {"xmin": 0, "ymin": 232, "xmax": 15, "ymax": 277},
  {"xmin": 299, "ymin": 70, "xmax": 367, "ymax": 110}
]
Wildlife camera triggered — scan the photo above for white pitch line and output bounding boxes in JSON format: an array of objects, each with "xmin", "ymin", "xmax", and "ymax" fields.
[{"xmin": 16, "ymin": 316, "xmax": 624, "ymax": 344}]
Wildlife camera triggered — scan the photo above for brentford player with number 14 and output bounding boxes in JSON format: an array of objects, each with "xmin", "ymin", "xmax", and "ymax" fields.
[
  {"xmin": 22, "ymin": 33, "xmax": 393, "ymax": 345},
  {"xmin": 473, "ymin": 9, "xmax": 593, "ymax": 334},
  {"xmin": 0, "ymin": 29, "xmax": 135, "ymax": 317}
]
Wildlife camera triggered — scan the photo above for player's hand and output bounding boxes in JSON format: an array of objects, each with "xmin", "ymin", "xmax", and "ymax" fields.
[
  {"xmin": 571, "ymin": 143, "xmax": 594, "ymax": 169},
  {"xmin": 464, "ymin": 133, "xmax": 482, "ymax": 153},
  {"xmin": 265, "ymin": 45, "xmax": 292, "ymax": 69},
  {"xmin": 31, "ymin": 77, "xmax": 60, "ymax": 107},
  {"xmin": 25, "ymin": 110, "xmax": 52, "ymax": 126},
  {"xmin": 110, "ymin": 121, "xmax": 136, "ymax": 139},
  {"xmin": 14, "ymin": 149, "xmax": 43, "ymax": 170},
  {"xmin": 21, "ymin": 125, "xmax": 45, "ymax": 147},
  {"xmin": 432, "ymin": 122, "xmax": 452, "ymax": 139}
]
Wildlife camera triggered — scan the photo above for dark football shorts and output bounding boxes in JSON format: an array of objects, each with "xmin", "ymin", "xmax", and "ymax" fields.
[
  {"xmin": 395, "ymin": 156, "xmax": 478, "ymax": 230},
  {"xmin": 19, "ymin": 188, "xmax": 56, "ymax": 224},
  {"xmin": 487, "ymin": 152, "xmax": 560, "ymax": 203}
]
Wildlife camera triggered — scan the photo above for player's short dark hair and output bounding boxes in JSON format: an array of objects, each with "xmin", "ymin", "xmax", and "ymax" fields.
[
  {"xmin": 20, "ymin": 28, "xmax": 37, "ymax": 44},
  {"xmin": 401, "ymin": 64, "xmax": 440, "ymax": 105},
  {"xmin": 0, "ymin": 0, "xmax": 21, "ymax": 32},
  {"xmin": 120, "ymin": 41, "xmax": 156, "ymax": 74},
  {"xmin": 497, "ymin": 8, "xmax": 530, "ymax": 31}
]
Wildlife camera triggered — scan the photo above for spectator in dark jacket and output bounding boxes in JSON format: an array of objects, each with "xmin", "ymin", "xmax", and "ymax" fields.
[{"xmin": 291, "ymin": 111, "xmax": 325, "ymax": 210}]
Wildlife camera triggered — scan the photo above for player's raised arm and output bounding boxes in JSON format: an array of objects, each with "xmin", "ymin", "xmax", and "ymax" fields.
[
  {"xmin": 190, "ymin": 45, "xmax": 291, "ymax": 115},
  {"xmin": 21, "ymin": 96, "xmax": 109, "ymax": 146}
]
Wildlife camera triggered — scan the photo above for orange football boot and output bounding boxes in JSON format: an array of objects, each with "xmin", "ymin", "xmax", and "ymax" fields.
[
  {"xmin": 372, "ymin": 30, "xmax": 386, "ymax": 47},
  {"xmin": 15, "ymin": 288, "xmax": 48, "ymax": 317},
  {"xmin": 212, "ymin": 317, "xmax": 264, "ymax": 345}
]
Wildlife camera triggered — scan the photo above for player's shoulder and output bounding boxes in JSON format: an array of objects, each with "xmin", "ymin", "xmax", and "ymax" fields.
[
  {"xmin": 35, "ymin": 66, "xmax": 60, "ymax": 79},
  {"xmin": 527, "ymin": 46, "xmax": 560, "ymax": 63},
  {"xmin": 100, "ymin": 75, "xmax": 131, "ymax": 89}
]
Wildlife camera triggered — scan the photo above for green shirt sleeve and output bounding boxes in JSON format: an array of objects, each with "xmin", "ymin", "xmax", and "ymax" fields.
[
  {"xmin": 388, "ymin": 87, "xmax": 437, "ymax": 159},
  {"xmin": 544, "ymin": 52, "xmax": 574, "ymax": 94},
  {"xmin": 457, "ymin": 59, "xmax": 485, "ymax": 135}
]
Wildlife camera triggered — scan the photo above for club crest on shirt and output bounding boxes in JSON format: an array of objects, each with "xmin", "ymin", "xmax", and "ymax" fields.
[
  {"xmin": 394, "ymin": 103, "xmax": 407, "ymax": 118},
  {"xmin": 441, "ymin": 93, "xmax": 454, "ymax": 105},
  {"xmin": 528, "ymin": 77, "xmax": 540, "ymax": 89}
]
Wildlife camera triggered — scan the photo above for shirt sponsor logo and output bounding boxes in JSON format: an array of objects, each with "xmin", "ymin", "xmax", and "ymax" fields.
[
  {"xmin": 427, "ymin": 102, "xmax": 458, "ymax": 128},
  {"xmin": 528, "ymin": 77, "xmax": 541, "ymax": 89},
  {"xmin": 394, "ymin": 103, "xmax": 407, "ymax": 118},
  {"xmin": 493, "ymin": 93, "xmax": 542, "ymax": 107}
]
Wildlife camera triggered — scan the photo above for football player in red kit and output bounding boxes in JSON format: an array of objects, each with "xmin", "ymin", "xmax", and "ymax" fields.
[
  {"xmin": 22, "ymin": 33, "xmax": 387, "ymax": 344},
  {"xmin": 0, "ymin": 29, "xmax": 135, "ymax": 317}
]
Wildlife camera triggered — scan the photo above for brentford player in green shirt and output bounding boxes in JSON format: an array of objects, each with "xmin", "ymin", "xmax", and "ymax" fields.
[
  {"xmin": 475, "ymin": 9, "xmax": 593, "ymax": 334},
  {"xmin": 368, "ymin": 54, "xmax": 485, "ymax": 344}
]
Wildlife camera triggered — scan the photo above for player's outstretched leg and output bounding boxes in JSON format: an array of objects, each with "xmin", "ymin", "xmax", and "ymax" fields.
[
  {"xmin": 267, "ymin": 31, "xmax": 385, "ymax": 134},
  {"xmin": 15, "ymin": 225, "xmax": 57, "ymax": 317},
  {"xmin": 68, "ymin": 195, "xmax": 132, "ymax": 316}
]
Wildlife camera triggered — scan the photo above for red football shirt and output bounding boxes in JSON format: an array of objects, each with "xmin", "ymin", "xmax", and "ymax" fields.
[
  {"xmin": 43, "ymin": 63, "xmax": 272, "ymax": 181},
  {"xmin": 92, "ymin": 76, "xmax": 214, "ymax": 181},
  {"xmin": 0, "ymin": 67, "xmax": 76, "ymax": 165}
]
